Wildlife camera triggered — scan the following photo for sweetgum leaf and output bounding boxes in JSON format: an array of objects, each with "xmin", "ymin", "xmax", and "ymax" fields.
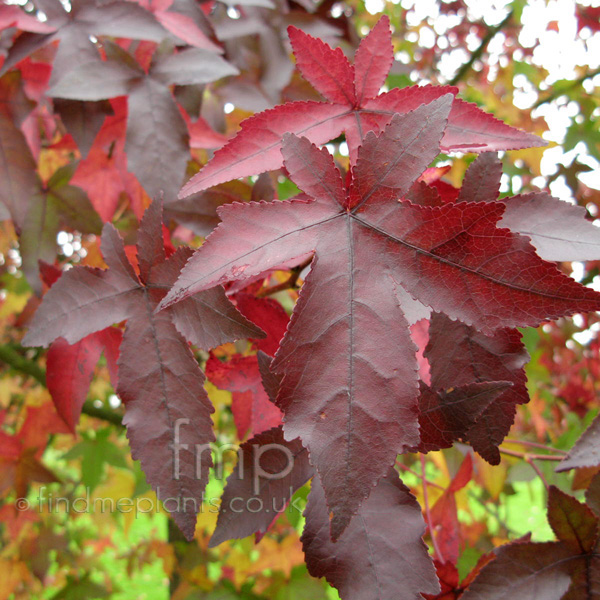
[
  {"xmin": 415, "ymin": 381, "xmax": 512, "ymax": 453},
  {"xmin": 160, "ymin": 101, "xmax": 599, "ymax": 538},
  {"xmin": 0, "ymin": 0, "xmax": 169, "ymax": 84},
  {"xmin": 180, "ymin": 16, "xmax": 544, "ymax": 196},
  {"xmin": 24, "ymin": 202, "xmax": 259, "ymax": 538},
  {"xmin": 461, "ymin": 487, "xmax": 600, "ymax": 600},
  {"xmin": 205, "ymin": 354, "xmax": 282, "ymax": 439},
  {"xmin": 448, "ymin": 163, "xmax": 600, "ymax": 262},
  {"xmin": 547, "ymin": 486, "xmax": 599, "ymax": 553},
  {"xmin": 209, "ymin": 426, "xmax": 312, "ymax": 547},
  {"xmin": 0, "ymin": 112, "xmax": 38, "ymax": 229},
  {"xmin": 47, "ymin": 41, "xmax": 237, "ymax": 201},
  {"xmin": 457, "ymin": 152, "xmax": 502, "ymax": 203},
  {"xmin": 46, "ymin": 329, "xmax": 122, "ymax": 431},
  {"xmin": 556, "ymin": 413, "xmax": 600, "ymax": 472},
  {"xmin": 302, "ymin": 470, "xmax": 439, "ymax": 600},
  {"xmin": 426, "ymin": 313, "xmax": 529, "ymax": 464},
  {"xmin": 499, "ymin": 192, "xmax": 600, "ymax": 262},
  {"xmin": 288, "ymin": 25, "xmax": 355, "ymax": 105},
  {"xmin": 233, "ymin": 293, "xmax": 290, "ymax": 356}
]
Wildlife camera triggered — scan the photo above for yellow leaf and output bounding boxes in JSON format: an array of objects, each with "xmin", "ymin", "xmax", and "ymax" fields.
[
  {"xmin": 0, "ymin": 559, "xmax": 30, "ymax": 600},
  {"xmin": 474, "ymin": 455, "xmax": 507, "ymax": 500},
  {"xmin": 249, "ymin": 534, "xmax": 305, "ymax": 578},
  {"xmin": 91, "ymin": 467, "xmax": 135, "ymax": 532}
]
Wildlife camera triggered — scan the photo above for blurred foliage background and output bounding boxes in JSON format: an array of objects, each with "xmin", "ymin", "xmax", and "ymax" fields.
[{"xmin": 0, "ymin": 0, "xmax": 599, "ymax": 598}]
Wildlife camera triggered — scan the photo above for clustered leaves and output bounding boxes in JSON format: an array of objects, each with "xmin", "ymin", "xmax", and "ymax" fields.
[{"xmin": 3, "ymin": 4, "xmax": 600, "ymax": 598}]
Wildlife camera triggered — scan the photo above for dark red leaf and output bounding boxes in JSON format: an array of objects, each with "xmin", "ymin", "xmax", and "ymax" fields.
[
  {"xmin": 24, "ymin": 201, "xmax": 259, "ymax": 539},
  {"xmin": 415, "ymin": 381, "xmax": 511, "ymax": 453},
  {"xmin": 547, "ymin": 485, "xmax": 598, "ymax": 553},
  {"xmin": 209, "ymin": 426, "xmax": 312, "ymax": 547},
  {"xmin": 302, "ymin": 469, "xmax": 439, "ymax": 600},
  {"xmin": 162, "ymin": 107, "xmax": 600, "ymax": 536},
  {"xmin": 426, "ymin": 313, "xmax": 529, "ymax": 464},
  {"xmin": 457, "ymin": 153, "xmax": 502, "ymax": 204},
  {"xmin": 462, "ymin": 487, "xmax": 600, "ymax": 600}
]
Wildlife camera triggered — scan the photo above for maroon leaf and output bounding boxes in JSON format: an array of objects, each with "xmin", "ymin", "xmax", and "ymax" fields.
[
  {"xmin": 457, "ymin": 152, "xmax": 502, "ymax": 204},
  {"xmin": 415, "ymin": 381, "xmax": 512, "ymax": 453},
  {"xmin": 302, "ymin": 469, "xmax": 439, "ymax": 600},
  {"xmin": 47, "ymin": 41, "xmax": 237, "ymax": 201},
  {"xmin": 1, "ymin": 0, "xmax": 168, "ymax": 84},
  {"xmin": 180, "ymin": 17, "xmax": 544, "ymax": 196},
  {"xmin": 161, "ymin": 107, "xmax": 600, "ymax": 537},
  {"xmin": 460, "ymin": 541, "xmax": 574, "ymax": 600},
  {"xmin": 547, "ymin": 486, "xmax": 599, "ymax": 553},
  {"xmin": 461, "ymin": 487, "xmax": 600, "ymax": 600},
  {"xmin": 209, "ymin": 426, "xmax": 312, "ymax": 547},
  {"xmin": 556, "ymin": 413, "xmax": 600, "ymax": 473},
  {"xmin": 256, "ymin": 351, "xmax": 282, "ymax": 404},
  {"xmin": 24, "ymin": 201, "xmax": 260, "ymax": 539},
  {"xmin": 426, "ymin": 313, "xmax": 530, "ymax": 464},
  {"xmin": 0, "ymin": 112, "xmax": 38, "ymax": 230},
  {"xmin": 53, "ymin": 99, "xmax": 113, "ymax": 158}
]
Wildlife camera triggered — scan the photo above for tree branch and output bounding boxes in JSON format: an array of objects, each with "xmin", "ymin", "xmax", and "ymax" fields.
[
  {"xmin": 449, "ymin": 11, "xmax": 514, "ymax": 86},
  {"xmin": 0, "ymin": 343, "xmax": 124, "ymax": 427}
]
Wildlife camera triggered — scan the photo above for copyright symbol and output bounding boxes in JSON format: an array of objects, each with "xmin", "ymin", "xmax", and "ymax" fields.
[{"xmin": 16, "ymin": 498, "xmax": 29, "ymax": 511}]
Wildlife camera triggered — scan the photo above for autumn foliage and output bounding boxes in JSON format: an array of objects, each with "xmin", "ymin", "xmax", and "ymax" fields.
[{"xmin": 2, "ymin": 1, "xmax": 600, "ymax": 599}]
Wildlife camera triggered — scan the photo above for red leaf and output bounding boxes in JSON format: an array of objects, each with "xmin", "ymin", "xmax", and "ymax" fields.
[
  {"xmin": 288, "ymin": 26, "xmax": 355, "ymax": 105},
  {"xmin": 353, "ymin": 16, "xmax": 393, "ymax": 105},
  {"xmin": 46, "ymin": 334, "xmax": 108, "ymax": 432},
  {"xmin": 180, "ymin": 17, "xmax": 543, "ymax": 196},
  {"xmin": 162, "ymin": 107, "xmax": 600, "ymax": 537},
  {"xmin": 205, "ymin": 354, "xmax": 282, "ymax": 439},
  {"xmin": 302, "ymin": 470, "xmax": 439, "ymax": 600},
  {"xmin": 233, "ymin": 293, "xmax": 290, "ymax": 356},
  {"xmin": 24, "ymin": 201, "xmax": 260, "ymax": 539},
  {"xmin": 430, "ymin": 455, "xmax": 473, "ymax": 564},
  {"xmin": 209, "ymin": 426, "xmax": 312, "ymax": 547}
]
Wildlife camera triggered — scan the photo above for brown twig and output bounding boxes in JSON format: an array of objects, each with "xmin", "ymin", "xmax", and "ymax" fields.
[
  {"xmin": 503, "ymin": 438, "xmax": 567, "ymax": 454},
  {"xmin": 449, "ymin": 11, "xmax": 514, "ymax": 86},
  {"xmin": 525, "ymin": 456, "xmax": 550, "ymax": 490},
  {"xmin": 257, "ymin": 257, "xmax": 313, "ymax": 297},
  {"xmin": 499, "ymin": 447, "xmax": 562, "ymax": 462}
]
